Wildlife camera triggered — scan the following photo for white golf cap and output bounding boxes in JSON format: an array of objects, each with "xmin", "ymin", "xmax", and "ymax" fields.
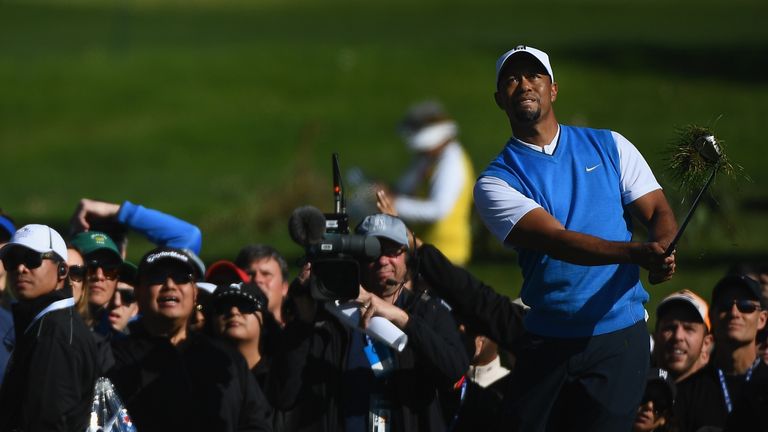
[
  {"xmin": 656, "ymin": 289, "xmax": 711, "ymax": 331},
  {"xmin": 0, "ymin": 224, "xmax": 68, "ymax": 261},
  {"xmin": 495, "ymin": 45, "xmax": 554, "ymax": 87}
]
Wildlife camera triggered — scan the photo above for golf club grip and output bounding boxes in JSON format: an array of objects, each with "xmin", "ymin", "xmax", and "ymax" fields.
[{"xmin": 663, "ymin": 167, "xmax": 718, "ymax": 257}]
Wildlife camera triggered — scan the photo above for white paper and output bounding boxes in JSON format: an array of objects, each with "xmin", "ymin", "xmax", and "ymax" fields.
[{"xmin": 325, "ymin": 301, "xmax": 409, "ymax": 352}]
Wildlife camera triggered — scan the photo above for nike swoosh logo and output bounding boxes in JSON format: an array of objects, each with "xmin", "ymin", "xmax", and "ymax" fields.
[{"xmin": 586, "ymin": 164, "xmax": 601, "ymax": 172}]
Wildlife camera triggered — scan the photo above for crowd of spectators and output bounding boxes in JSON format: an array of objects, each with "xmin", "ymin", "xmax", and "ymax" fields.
[{"xmin": 0, "ymin": 200, "xmax": 766, "ymax": 432}]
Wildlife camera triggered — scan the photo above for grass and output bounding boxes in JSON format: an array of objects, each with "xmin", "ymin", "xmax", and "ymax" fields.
[{"xmin": 1, "ymin": 0, "xmax": 767, "ymax": 321}]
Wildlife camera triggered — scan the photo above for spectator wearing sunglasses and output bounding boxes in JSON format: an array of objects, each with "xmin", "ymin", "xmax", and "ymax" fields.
[
  {"xmin": 710, "ymin": 275, "xmax": 768, "ymax": 409},
  {"xmin": 108, "ymin": 247, "xmax": 272, "ymax": 432},
  {"xmin": 727, "ymin": 262, "xmax": 768, "ymax": 367},
  {"xmin": 200, "ymin": 260, "xmax": 250, "ymax": 332},
  {"xmin": 0, "ymin": 224, "xmax": 98, "ymax": 432},
  {"xmin": 70, "ymin": 231, "xmax": 123, "ymax": 314},
  {"xmin": 211, "ymin": 282, "xmax": 271, "ymax": 389},
  {"xmin": 65, "ymin": 245, "xmax": 90, "ymax": 322},
  {"xmin": 673, "ymin": 275, "xmax": 768, "ymax": 432},
  {"xmin": 711, "ymin": 274, "xmax": 768, "ymax": 375},
  {"xmin": 633, "ymin": 368, "xmax": 678, "ymax": 432},
  {"xmin": 271, "ymin": 214, "xmax": 468, "ymax": 432},
  {"xmin": 104, "ymin": 261, "xmax": 139, "ymax": 335}
]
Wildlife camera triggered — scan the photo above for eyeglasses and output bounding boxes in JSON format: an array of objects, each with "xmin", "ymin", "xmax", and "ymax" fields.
[
  {"xmin": 68, "ymin": 265, "xmax": 86, "ymax": 282},
  {"xmin": 143, "ymin": 269, "xmax": 194, "ymax": 286},
  {"xmin": 1, "ymin": 249, "xmax": 58, "ymax": 271},
  {"xmin": 717, "ymin": 299, "xmax": 762, "ymax": 314},
  {"xmin": 116, "ymin": 288, "xmax": 137, "ymax": 305},
  {"xmin": 213, "ymin": 298, "xmax": 261, "ymax": 315},
  {"xmin": 86, "ymin": 259, "xmax": 120, "ymax": 281}
]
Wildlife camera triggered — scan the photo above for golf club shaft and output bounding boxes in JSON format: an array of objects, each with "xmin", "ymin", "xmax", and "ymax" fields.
[{"xmin": 664, "ymin": 165, "xmax": 718, "ymax": 257}]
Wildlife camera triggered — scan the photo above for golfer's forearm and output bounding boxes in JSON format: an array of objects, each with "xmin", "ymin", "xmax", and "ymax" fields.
[
  {"xmin": 646, "ymin": 206, "xmax": 678, "ymax": 250},
  {"xmin": 627, "ymin": 189, "xmax": 678, "ymax": 249},
  {"xmin": 544, "ymin": 229, "xmax": 637, "ymax": 265},
  {"xmin": 506, "ymin": 209, "xmax": 637, "ymax": 265}
]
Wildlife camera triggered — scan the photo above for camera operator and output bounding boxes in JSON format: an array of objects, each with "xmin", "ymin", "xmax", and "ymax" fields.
[{"xmin": 271, "ymin": 213, "xmax": 468, "ymax": 432}]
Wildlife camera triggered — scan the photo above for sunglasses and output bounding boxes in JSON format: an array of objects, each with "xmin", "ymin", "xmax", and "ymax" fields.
[
  {"xmin": 1, "ymin": 249, "xmax": 58, "ymax": 270},
  {"xmin": 143, "ymin": 269, "xmax": 194, "ymax": 286},
  {"xmin": 381, "ymin": 246, "xmax": 406, "ymax": 258},
  {"xmin": 717, "ymin": 299, "xmax": 762, "ymax": 314},
  {"xmin": 213, "ymin": 298, "xmax": 261, "ymax": 315},
  {"xmin": 116, "ymin": 288, "xmax": 137, "ymax": 305},
  {"xmin": 68, "ymin": 265, "xmax": 86, "ymax": 282},
  {"xmin": 86, "ymin": 260, "xmax": 121, "ymax": 281}
]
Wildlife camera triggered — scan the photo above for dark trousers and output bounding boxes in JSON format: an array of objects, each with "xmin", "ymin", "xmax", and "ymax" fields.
[{"xmin": 503, "ymin": 320, "xmax": 649, "ymax": 432}]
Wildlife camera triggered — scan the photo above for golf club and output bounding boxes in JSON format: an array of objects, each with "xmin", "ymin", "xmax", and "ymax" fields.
[{"xmin": 664, "ymin": 134, "xmax": 722, "ymax": 257}]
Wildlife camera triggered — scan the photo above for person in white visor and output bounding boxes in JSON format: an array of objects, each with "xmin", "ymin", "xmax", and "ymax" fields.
[
  {"xmin": 0, "ymin": 224, "xmax": 98, "ymax": 432},
  {"xmin": 376, "ymin": 100, "xmax": 474, "ymax": 265}
]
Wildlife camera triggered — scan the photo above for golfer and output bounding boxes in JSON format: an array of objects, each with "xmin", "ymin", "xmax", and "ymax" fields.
[{"xmin": 474, "ymin": 45, "xmax": 678, "ymax": 431}]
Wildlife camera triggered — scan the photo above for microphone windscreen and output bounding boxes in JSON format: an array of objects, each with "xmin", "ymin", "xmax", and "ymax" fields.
[{"xmin": 288, "ymin": 206, "xmax": 326, "ymax": 246}]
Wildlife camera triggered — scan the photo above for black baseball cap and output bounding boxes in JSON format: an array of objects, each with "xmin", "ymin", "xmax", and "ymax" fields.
[
  {"xmin": 138, "ymin": 247, "xmax": 203, "ymax": 281},
  {"xmin": 212, "ymin": 282, "xmax": 267, "ymax": 313},
  {"xmin": 643, "ymin": 368, "xmax": 676, "ymax": 410},
  {"xmin": 711, "ymin": 274, "xmax": 766, "ymax": 309}
]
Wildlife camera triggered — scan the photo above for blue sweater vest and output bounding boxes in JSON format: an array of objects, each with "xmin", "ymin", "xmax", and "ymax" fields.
[{"xmin": 480, "ymin": 125, "xmax": 648, "ymax": 337}]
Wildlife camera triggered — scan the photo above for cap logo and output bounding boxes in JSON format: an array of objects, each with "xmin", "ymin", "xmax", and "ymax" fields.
[
  {"xmin": 513, "ymin": 45, "xmax": 527, "ymax": 51},
  {"xmin": 15, "ymin": 226, "xmax": 35, "ymax": 240},
  {"xmin": 659, "ymin": 369, "xmax": 668, "ymax": 380},
  {"xmin": 91, "ymin": 233, "xmax": 108, "ymax": 244},
  {"xmin": 366, "ymin": 215, "xmax": 388, "ymax": 232},
  {"xmin": 145, "ymin": 250, "xmax": 189, "ymax": 264}
]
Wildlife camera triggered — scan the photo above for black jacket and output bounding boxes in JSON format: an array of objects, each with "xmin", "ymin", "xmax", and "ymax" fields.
[
  {"xmin": 676, "ymin": 361, "xmax": 768, "ymax": 432},
  {"xmin": 417, "ymin": 244, "xmax": 526, "ymax": 352},
  {"xmin": 0, "ymin": 287, "xmax": 98, "ymax": 432},
  {"xmin": 270, "ymin": 286, "xmax": 469, "ymax": 432},
  {"xmin": 108, "ymin": 322, "xmax": 272, "ymax": 432},
  {"xmin": 448, "ymin": 373, "xmax": 514, "ymax": 432}
]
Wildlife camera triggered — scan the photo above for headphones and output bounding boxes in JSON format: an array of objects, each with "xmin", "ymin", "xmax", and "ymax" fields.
[
  {"xmin": 46, "ymin": 227, "xmax": 68, "ymax": 278},
  {"xmin": 58, "ymin": 263, "xmax": 69, "ymax": 278}
]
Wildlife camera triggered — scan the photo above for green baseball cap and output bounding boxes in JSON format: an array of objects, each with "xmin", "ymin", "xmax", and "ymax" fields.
[{"xmin": 70, "ymin": 231, "xmax": 122, "ymax": 263}]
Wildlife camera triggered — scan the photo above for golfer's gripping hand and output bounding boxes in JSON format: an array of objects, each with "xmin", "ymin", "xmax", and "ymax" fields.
[{"xmin": 632, "ymin": 242, "xmax": 676, "ymax": 285}]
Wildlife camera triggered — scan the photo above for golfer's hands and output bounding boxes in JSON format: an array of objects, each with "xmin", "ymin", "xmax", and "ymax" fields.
[
  {"xmin": 356, "ymin": 287, "xmax": 409, "ymax": 329},
  {"xmin": 632, "ymin": 242, "xmax": 676, "ymax": 284},
  {"xmin": 70, "ymin": 198, "xmax": 121, "ymax": 232},
  {"xmin": 376, "ymin": 187, "xmax": 398, "ymax": 216}
]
